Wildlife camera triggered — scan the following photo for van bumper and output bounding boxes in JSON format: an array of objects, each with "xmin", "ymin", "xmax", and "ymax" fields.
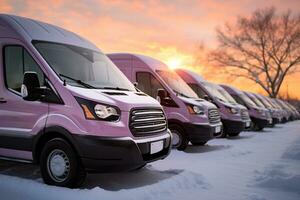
[
  {"xmin": 272, "ymin": 117, "xmax": 280, "ymax": 125},
  {"xmin": 222, "ymin": 119, "xmax": 245, "ymax": 134},
  {"xmin": 243, "ymin": 119, "xmax": 252, "ymax": 129},
  {"xmin": 251, "ymin": 117, "xmax": 269, "ymax": 128},
  {"xmin": 183, "ymin": 123, "xmax": 218, "ymax": 143},
  {"xmin": 73, "ymin": 131, "xmax": 172, "ymax": 173}
]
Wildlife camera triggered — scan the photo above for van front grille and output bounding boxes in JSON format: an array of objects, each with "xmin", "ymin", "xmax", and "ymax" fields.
[
  {"xmin": 241, "ymin": 109, "xmax": 250, "ymax": 120},
  {"xmin": 129, "ymin": 108, "xmax": 167, "ymax": 136},
  {"xmin": 208, "ymin": 109, "xmax": 221, "ymax": 124},
  {"xmin": 266, "ymin": 111, "xmax": 271, "ymax": 118}
]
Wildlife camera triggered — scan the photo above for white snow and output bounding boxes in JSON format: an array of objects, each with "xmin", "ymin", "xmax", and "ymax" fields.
[{"xmin": 1, "ymin": 121, "xmax": 300, "ymax": 200}]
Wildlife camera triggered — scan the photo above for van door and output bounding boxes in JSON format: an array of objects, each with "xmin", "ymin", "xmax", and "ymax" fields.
[{"xmin": 0, "ymin": 42, "xmax": 48, "ymax": 160}]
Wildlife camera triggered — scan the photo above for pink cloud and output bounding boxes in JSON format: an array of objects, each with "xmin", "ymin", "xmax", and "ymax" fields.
[{"xmin": 0, "ymin": 0, "xmax": 299, "ymax": 97}]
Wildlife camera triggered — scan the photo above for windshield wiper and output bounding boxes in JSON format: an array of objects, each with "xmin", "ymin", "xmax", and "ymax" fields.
[
  {"xmin": 173, "ymin": 90, "xmax": 190, "ymax": 98},
  {"xmin": 59, "ymin": 74, "xmax": 96, "ymax": 89},
  {"xmin": 216, "ymin": 97, "xmax": 226, "ymax": 102},
  {"xmin": 102, "ymin": 86, "xmax": 130, "ymax": 91}
]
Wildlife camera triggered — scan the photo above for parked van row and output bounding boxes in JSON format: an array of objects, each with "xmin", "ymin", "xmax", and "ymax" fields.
[
  {"xmin": 108, "ymin": 55, "xmax": 299, "ymax": 134},
  {"xmin": 107, "ymin": 54, "xmax": 222, "ymax": 150},
  {"xmin": 0, "ymin": 15, "xmax": 299, "ymax": 188}
]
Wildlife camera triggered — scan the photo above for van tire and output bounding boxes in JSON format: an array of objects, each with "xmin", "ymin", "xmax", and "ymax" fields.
[
  {"xmin": 227, "ymin": 132, "xmax": 240, "ymax": 137},
  {"xmin": 191, "ymin": 141, "xmax": 207, "ymax": 146},
  {"xmin": 252, "ymin": 123, "xmax": 264, "ymax": 131},
  {"xmin": 40, "ymin": 138, "xmax": 86, "ymax": 188},
  {"xmin": 215, "ymin": 127, "xmax": 226, "ymax": 138},
  {"xmin": 169, "ymin": 124, "xmax": 188, "ymax": 151}
]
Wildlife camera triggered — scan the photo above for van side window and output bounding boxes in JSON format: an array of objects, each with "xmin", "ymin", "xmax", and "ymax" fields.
[
  {"xmin": 136, "ymin": 72, "xmax": 164, "ymax": 98},
  {"xmin": 136, "ymin": 72, "xmax": 151, "ymax": 96},
  {"xmin": 188, "ymin": 83, "xmax": 206, "ymax": 98},
  {"xmin": 4, "ymin": 46, "xmax": 45, "ymax": 93},
  {"xmin": 150, "ymin": 74, "xmax": 164, "ymax": 98}
]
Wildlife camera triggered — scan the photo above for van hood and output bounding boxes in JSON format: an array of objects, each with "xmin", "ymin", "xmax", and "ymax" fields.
[
  {"xmin": 178, "ymin": 96, "xmax": 217, "ymax": 110},
  {"xmin": 235, "ymin": 103, "xmax": 248, "ymax": 110},
  {"xmin": 67, "ymin": 86, "xmax": 162, "ymax": 111},
  {"xmin": 217, "ymin": 100, "xmax": 241, "ymax": 109}
]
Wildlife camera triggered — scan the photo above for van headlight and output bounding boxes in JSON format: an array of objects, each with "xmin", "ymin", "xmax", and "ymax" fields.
[
  {"xmin": 94, "ymin": 104, "xmax": 119, "ymax": 119},
  {"xmin": 255, "ymin": 108, "xmax": 266, "ymax": 116},
  {"xmin": 226, "ymin": 106, "xmax": 238, "ymax": 114},
  {"xmin": 186, "ymin": 104, "xmax": 205, "ymax": 115},
  {"xmin": 75, "ymin": 97, "xmax": 120, "ymax": 121}
]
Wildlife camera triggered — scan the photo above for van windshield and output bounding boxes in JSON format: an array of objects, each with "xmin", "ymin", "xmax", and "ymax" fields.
[
  {"xmin": 257, "ymin": 96, "xmax": 273, "ymax": 108},
  {"xmin": 33, "ymin": 41, "xmax": 136, "ymax": 91},
  {"xmin": 202, "ymin": 82, "xmax": 237, "ymax": 104},
  {"xmin": 238, "ymin": 91, "xmax": 257, "ymax": 107},
  {"xmin": 246, "ymin": 93, "xmax": 265, "ymax": 108},
  {"xmin": 157, "ymin": 70, "xmax": 198, "ymax": 99}
]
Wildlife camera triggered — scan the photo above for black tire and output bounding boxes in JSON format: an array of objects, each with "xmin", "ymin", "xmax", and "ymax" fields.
[
  {"xmin": 191, "ymin": 141, "xmax": 207, "ymax": 146},
  {"xmin": 252, "ymin": 123, "xmax": 264, "ymax": 131},
  {"xmin": 169, "ymin": 124, "xmax": 189, "ymax": 151},
  {"xmin": 215, "ymin": 127, "xmax": 226, "ymax": 138},
  {"xmin": 227, "ymin": 131, "xmax": 240, "ymax": 137},
  {"xmin": 40, "ymin": 138, "xmax": 86, "ymax": 188}
]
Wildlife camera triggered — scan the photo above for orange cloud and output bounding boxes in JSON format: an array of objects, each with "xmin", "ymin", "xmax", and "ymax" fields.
[{"xmin": 0, "ymin": 0, "xmax": 299, "ymax": 98}]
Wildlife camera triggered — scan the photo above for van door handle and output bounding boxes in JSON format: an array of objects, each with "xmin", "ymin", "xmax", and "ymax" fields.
[{"xmin": 0, "ymin": 98, "xmax": 7, "ymax": 103}]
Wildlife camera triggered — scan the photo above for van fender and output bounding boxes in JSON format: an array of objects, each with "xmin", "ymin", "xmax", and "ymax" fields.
[{"xmin": 166, "ymin": 111, "xmax": 190, "ymax": 123}]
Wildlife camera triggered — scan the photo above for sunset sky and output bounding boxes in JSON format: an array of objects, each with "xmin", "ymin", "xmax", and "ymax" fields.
[{"xmin": 1, "ymin": 0, "xmax": 300, "ymax": 98}]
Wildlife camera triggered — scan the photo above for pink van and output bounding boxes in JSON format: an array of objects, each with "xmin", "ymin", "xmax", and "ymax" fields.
[
  {"xmin": 176, "ymin": 69, "xmax": 251, "ymax": 137},
  {"xmin": 0, "ymin": 15, "xmax": 171, "ymax": 187},
  {"xmin": 108, "ymin": 53, "xmax": 222, "ymax": 150}
]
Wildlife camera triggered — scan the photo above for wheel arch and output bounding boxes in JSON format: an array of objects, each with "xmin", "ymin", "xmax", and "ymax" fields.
[
  {"xmin": 167, "ymin": 119, "xmax": 188, "ymax": 137},
  {"xmin": 33, "ymin": 126, "xmax": 81, "ymax": 163}
]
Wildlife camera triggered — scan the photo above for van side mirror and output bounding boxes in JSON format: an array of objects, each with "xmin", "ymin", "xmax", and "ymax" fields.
[
  {"xmin": 21, "ymin": 72, "xmax": 41, "ymax": 101},
  {"xmin": 21, "ymin": 72, "xmax": 61, "ymax": 103},
  {"xmin": 157, "ymin": 88, "xmax": 177, "ymax": 107},
  {"xmin": 203, "ymin": 95, "xmax": 212, "ymax": 102},
  {"xmin": 157, "ymin": 88, "xmax": 168, "ymax": 101}
]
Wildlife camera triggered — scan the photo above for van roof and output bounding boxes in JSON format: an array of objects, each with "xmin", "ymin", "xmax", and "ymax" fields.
[
  {"xmin": 0, "ymin": 14, "xmax": 99, "ymax": 52},
  {"xmin": 220, "ymin": 84, "xmax": 236, "ymax": 93},
  {"xmin": 175, "ymin": 69, "xmax": 206, "ymax": 84},
  {"xmin": 107, "ymin": 53, "xmax": 169, "ymax": 71}
]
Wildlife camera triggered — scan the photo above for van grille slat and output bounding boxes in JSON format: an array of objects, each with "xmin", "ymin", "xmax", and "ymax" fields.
[
  {"xmin": 241, "ymin": 109, "xmax": 250, "ymax": 120},
  {"xmin": 130, "ymin": 108, "xmax": 167, "ymax": 136},
  {"xmin": 208, "ymin": 109, "xmax": 221, "ymax": 124}
]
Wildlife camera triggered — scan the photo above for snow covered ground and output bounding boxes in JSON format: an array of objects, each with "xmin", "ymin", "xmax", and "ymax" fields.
[{"xmin": 0, "ymin": 121, "xmax": 300, "ymax": 200}]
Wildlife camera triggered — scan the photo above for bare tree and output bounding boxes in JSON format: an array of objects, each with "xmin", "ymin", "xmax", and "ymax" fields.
[{"xmin": 209, "ymin": 7, "xmax": 300, "ymax": 98}]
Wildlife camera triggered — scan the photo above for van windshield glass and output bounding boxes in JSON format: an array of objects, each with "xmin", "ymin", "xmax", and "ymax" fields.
[
  {"xmin": 257, "ymin": 96, "xmax": 272, "ymax": 108},
  {"xmin": 202, "ymin": 82, "xmax": 236, "ymax": 104},
  {"xmin": 157, "ymin": 70, "xmax": 198, "ymax": 99},
  {"xmin": 33, "ymin": 42, "xmax": 136, "ymax": 91},
  {"xmin": 238, "ymin": 91, "xmax": 257, "ymax": 107},
  {"xmin": 247, "ymin": 93, "xmax": 265, "ymax": 108}
]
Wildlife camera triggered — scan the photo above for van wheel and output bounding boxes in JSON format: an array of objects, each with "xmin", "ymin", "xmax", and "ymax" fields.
[
  {"xmin": 252, "ymin": 123, "xmax": 264, "ymax": 131},
  {"xmin": 169, "ymin": 124, "xmax": 188, "ymax": 151},
  {"xmin": 227, "ymin": 132, "xmax": 240, "ymax": 137},
  {"xmin": 40, "ymin": 138, "xmax": 86, "ymax": 188},
  {"xmin": 191, "ymin": 141, "xmax": 207, "ymax": 146},
  {"xmin": 214, "ymin": 127, "xmax": 226, "ymax": 138}
]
